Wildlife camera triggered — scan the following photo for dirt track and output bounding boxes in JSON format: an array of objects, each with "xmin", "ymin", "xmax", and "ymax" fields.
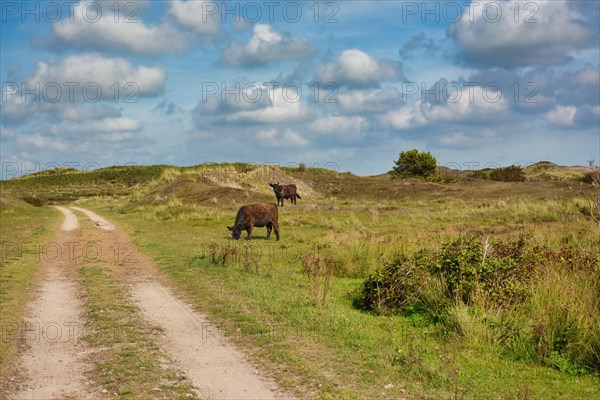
[
  {"xmin": 4, "ymin": 206, "xmax": 286, "ymax": 400},
  {"xmin": 6, "ymin": 206, "xmax": 94, "ymax": 399}
]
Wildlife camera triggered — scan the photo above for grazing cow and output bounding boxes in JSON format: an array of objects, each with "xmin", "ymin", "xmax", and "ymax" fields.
[
  {"xmin": 269, "ymin": 182, "xmax": 301, "ymax": 206},
  {"xmin": 227, "ymin": 203, "xmax": 280, "ymax": 240}
]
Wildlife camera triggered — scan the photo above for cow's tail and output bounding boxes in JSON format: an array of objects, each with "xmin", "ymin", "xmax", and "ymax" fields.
[{"xmin": 296, "ymin": 193, "xmax": 302, "ymax": 199}]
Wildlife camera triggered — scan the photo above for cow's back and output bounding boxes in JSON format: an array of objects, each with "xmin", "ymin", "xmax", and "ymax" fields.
[
  {"xmin": 239, "ymin": 203, "xmax": 277, "ymax": 227},
  {"xmin": 282, "ymin": 184, "xmax": 297, "ymax": 196}
]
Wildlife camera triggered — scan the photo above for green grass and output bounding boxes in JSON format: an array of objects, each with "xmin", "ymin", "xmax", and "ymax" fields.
[
  {"xmin": 0, "ymin": 195, "xmax": 58, "ymax": 365},
  {"xmin": 80, "ymin": 263, "xmax": 195, "ymax": 399},
  {"xmin": 70, "ymin": 208, "xmax": 197, "ymax": 400},
  {"xmin": 83, "ymin": 186, "xmax": 600, "ymax": 399}
]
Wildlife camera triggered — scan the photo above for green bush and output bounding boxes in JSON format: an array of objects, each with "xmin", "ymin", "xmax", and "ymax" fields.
[
  {"xmin": 353, "ymin": 254, "xmax": 429, "ymax": 315},
  {"xmin": 490, "ymin": 165, "xmax": 526, "ymax": 182},
  {"xmin": 470, "ymin": 169, "xmax": 494, "ymax": 180},
  {"xmin": 21, "ymin": 196, "xmax": 47, "ymax": 207},
  {"xmin": 356, "ymin": 237, "xmax": 538, "ymax": 316},
  {"xmin": 391, "ymin": 149, "xmax": 437, "ymax": 178},
  {"xmin": 433, "ymin": 236, "xmax": 538, "ymax": 304},
  {"xmin": 354, "ymin": 235, "xmax": 600, "ymax": 373}
]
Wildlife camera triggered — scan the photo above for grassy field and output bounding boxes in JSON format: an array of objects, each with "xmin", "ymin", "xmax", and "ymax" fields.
[
  {"xmin": 1, "ymin": 163, "xmax": 599, "ymax": 399},
  {"xmin": 0, "ymin": 195, "xmax": 58, "ymax": 365}
]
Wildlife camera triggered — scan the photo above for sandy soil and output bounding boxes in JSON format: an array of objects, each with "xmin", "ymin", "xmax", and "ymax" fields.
[
  {"xmin": 131, "ymin": 280, "xmax": 283, "ymax": 400},
  {"xmin": 6, "ymin": 209, "xmax": 97, "ymax": 400},
  {"xmin": 54, "ymin": 206, "xmax": 80, "ymax": 231},
  {"xmin": 69, "ymin": 206, "xmax": 115, "ymax": 230},
  {"xmin": 5, "ymin": 205, "xmax": 288, "ymax": 399}
]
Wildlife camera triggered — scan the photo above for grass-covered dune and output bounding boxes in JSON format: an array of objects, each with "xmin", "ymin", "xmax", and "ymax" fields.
[{"xmin": 1, "ymin": 162, "xmax": 599, "ymax": 399}]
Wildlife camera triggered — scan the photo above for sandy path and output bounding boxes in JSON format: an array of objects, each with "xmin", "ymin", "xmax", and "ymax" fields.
[
  {"xmin": 8, "ymin": 209, "xmax": 96, "ymax": 400},
  {"xmin": 70, "ymin": 206, "xmax": 115, "ymax": 230},
  {"xmin": 132, "ymin": 281, "xmax": 281, "ymax": 400},
  {"xmin": 73, "ymin": 207, "xmax": 287, "ymax": 399},
  {"xmin": 54, "ymin": 206, "xmax": 80, "ymax": 231}
]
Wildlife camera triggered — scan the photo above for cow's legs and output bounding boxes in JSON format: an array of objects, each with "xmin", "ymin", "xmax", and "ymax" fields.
[
  {"xmin": 272, "ymin": 221, "xmax": 280, "ymax": 241},
  {"xmin": 266, "ymin": 222, "xmax": 272, "ymax": 239},
  {"xmin": 246, "ymin": 224, "xmax": 253, "ymax": 240}
]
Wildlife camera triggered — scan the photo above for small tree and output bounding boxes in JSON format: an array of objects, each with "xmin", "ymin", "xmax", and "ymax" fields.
[{"xmin": 391, "ymin": 149, "xmax": 437, "ymax": 178}]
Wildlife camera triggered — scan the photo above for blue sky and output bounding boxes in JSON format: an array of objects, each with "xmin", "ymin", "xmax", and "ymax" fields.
[{"xmin": 1, "ymin": 0, "xmax": 599, "ymax": 176}]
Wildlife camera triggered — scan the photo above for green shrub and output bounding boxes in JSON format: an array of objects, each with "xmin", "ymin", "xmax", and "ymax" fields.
[
  {"xmin": 354, "ymin": 235, "xmax": 600, "ymax": 373},
  {"xmin": 355, "ymin": 237, "xmax": 539, "ymax": 317},
  {"xmin": 391, "ymin": 149, "xmax": 437, "ymax": 178},
  {"xmin": 490, "ymin": 165, "xmax": 526, "ymax": 182},
  {"xmin": 21, "ymin": 196, "xmax": 47, "ymax": 207},
  {"xmin": 470, "ymin": 169, "xmax": 494, "ymax": 180},
  {"xmin": 353, "ymin": 254, "xmax": 428, "ymax": 315},
  {"xmin": 434, "ymin": 236, "xmax": 538, "ymax": 304}
]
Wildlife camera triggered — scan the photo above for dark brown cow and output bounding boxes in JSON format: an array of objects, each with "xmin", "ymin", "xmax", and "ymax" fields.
[
  {"xmin": 269, "ymin": 182, "xmax": 301, "ymax": 206},
  {"xmin": 227, "ymin": 203, "xmax": 280, "ymax": 240}
]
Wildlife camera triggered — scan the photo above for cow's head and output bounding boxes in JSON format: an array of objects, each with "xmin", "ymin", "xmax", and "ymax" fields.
[
  {"xmin": 269, "ymin": 182, "xmax": 281, "ymax": 193},
  {"xmin": 227, "ymin": 224, "xmax": 242, "ymax": 240}
]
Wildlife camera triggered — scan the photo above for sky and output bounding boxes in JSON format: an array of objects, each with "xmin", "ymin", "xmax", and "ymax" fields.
[{"xmin": 1, "ymin": 0, "xmax": 599, "ymax": 177}]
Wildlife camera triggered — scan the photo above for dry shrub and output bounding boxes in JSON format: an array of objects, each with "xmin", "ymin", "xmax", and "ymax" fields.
[
  {"xmin": 300, "ymin": 252, "xmax": 336, "ymax": 307},
  {"xmin": 490, "ymin": 165, "xmax": 526, "ymax": 182}
]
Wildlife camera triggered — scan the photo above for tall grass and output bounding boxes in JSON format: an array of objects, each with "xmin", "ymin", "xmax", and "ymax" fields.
[
  {"xmin": 502, "ymin": 265, "xmax": 600, "ymax": 373},
  {"xmin": 355, "ymin": 235, "xmax": 600, "ymax": 374}
]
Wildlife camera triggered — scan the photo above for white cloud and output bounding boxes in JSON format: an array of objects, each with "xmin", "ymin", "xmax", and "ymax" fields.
[
  {"xmin": 426, "ymin": 87, "xmax": 507, "ymax": 122},
  {"xmin": 438, "ymin": 130, "xmax": 498, "ymax": 148},
  {"xmin": 31, "ymin": 54, "xmax": 166, "ymax": 96},
  {"xmin": 569, "ymin": 64, "xmax": 600, "ymax": 86},
  {"xmin": 168, "ymin": 0, "xmax": 220, "ymax": 36},
  {"xmin": 220, "ymin": 24, "xmax": 314, "ymax": 67},
  {"xmin": 255, "ymin": 128, "xmax": 308, "ymax": 147},
  {"xmin": 380, "ymin": 105, "xmax": 427, "ymax": 130},
  {"xmin": 381, "ymin": 86, "xmax": 508, "ymax": 129},
  {"xmin": 16, "ymin": 133, "xmax": 69, "ymax": 152},
  {"xmin": 207, "ymin": 86, "xmax": 309, "ymax": 124},
  {"xmin": 449, "ymin": 0, "xmax": 594, "ymax": 67},
  {"xmin": 60, "ymin": 105, "xmax": 122, "ymax": 121},
  {"xmin": 309, "ymin": 115, "xmax": 367, "ymax": 141},
  {"xmin": 439, "ymin": 132, "xmax": 470, "ymax": 147},
  {"xmin": 544, "ymin": 105, "xmax": 577, "ymax": 127},
  {"xmin": 316, "ymin": 49, "xmax": 402, "ymax": 87},
  {"xmin": 338, "ymin": 87, "xmax": 403, "ymax": 113},
  {"xmin": 48, "ymin": 117, "xmax": 143, "ymax": 135},
  {"xmin": 0, "ymin": 126, "xmax": 16, "ymax": 139},
  {"xmin": 2, "ymin": 54, "xmax": 166, "ymax": 121},
  {"xmin": 48, "ymin": 1, "xmax": 186, "ymax": 54}
]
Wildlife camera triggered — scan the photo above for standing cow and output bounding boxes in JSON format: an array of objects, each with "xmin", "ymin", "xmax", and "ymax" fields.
[
  {"xmin": 227, "ymin": 203, "xmax": 280, "ymax": 240},
  {"xmin": 269, "ymin": 182, "xmax": 301, "ymax": 206}
]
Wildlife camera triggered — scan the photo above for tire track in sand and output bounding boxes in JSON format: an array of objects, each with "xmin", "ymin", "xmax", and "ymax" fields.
[
  {"xmin": 132, "ymin": 281, "xmax": 281, "ymax": 400},
  {"xmin": 7, "ymin": 206, "xmax": 97, "ymax": 400},
  {"xmin": 69, "ymin": 206, "xmax": 114, "ymax": 231},
  {"xmin": 72, "ymin": 206, "xmax": 287, "ymax": 400}
]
